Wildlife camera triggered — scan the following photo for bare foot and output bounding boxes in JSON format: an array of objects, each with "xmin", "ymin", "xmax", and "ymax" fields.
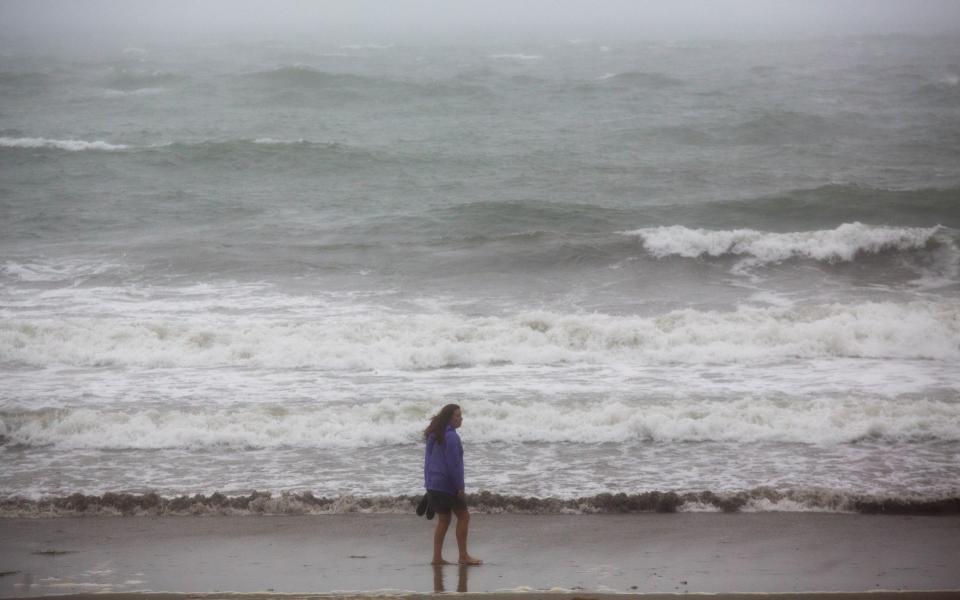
[
  {"xmin": 432, "ymin": 558, "xmax": 451, "ymax": 565},
  {"xmin": 459, "ymin": 555, "xmax": 482, "ymax": 565}
]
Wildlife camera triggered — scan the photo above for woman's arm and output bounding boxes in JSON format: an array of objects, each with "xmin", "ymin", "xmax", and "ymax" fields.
[
  {"xmin": 424, "ymin": 437, "xmax": 431, "ymax": 488},
  {"xmin": 445, "ymin": 431, "xmax": 465, "ymax": 495}
]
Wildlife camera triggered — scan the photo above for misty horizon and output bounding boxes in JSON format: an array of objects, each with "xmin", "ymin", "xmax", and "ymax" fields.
[{"xmin": 3, "ymin": 0, "xmax": 960, "ymax": 50}]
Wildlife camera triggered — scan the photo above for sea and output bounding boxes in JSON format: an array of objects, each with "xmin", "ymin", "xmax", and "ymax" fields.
[{"xmin": 1, "ymin": 33, "xmax": 959, "ymax": 516}]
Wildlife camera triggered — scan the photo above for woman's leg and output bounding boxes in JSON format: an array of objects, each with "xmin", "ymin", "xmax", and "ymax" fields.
[
  {"xmin": 452, "ymin": 508, "xmax": 482, "ymax": 564},
  {"xmin": 432, "ymin": 512, "xmax": 452, "ymax": 564}
]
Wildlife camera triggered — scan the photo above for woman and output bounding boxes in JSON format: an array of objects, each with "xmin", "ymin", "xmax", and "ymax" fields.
[{"xmin": 423, "ymin": 404, "xmax": 482, "ymax": 565}]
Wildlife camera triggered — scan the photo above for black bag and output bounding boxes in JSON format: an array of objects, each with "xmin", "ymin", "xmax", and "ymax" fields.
[{"xmin": 416, "ymin": 493, "xmax": 435, "ymax": 520}]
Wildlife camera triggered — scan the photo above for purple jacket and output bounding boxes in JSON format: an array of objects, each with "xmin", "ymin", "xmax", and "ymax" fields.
[{"xmin": 424, "ymin": 425, "xmax": 465, "ymax": 495}]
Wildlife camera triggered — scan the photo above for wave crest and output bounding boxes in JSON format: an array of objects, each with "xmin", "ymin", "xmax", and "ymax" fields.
[
  {"xmin": 2, "ymin": 394, "xmax": 958, "ymax": 450},
  {"xmin": 624, "ymin": 222, "xmax": 945, "ymax": 263},
  {"xmin": 2, "ymin": 302, "xmax": 958, "ymax": 370},
  {"xmin": 0, "ymin": 136, "xmax": 129, "ymax": 151}
]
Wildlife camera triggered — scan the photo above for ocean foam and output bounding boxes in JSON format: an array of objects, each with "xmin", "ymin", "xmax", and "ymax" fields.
[
  {"xmin": 487, "ymin": 54, "xmax": 543, "ymax": 60},
  {"xmin": 2, "ymin": 302, "xmax": 957, "ymax": 369},
  {"xmin": 2, "ymin": 489, "xmax": 957, "ymax": 517},
  {"xmin": 0, "ymin": 136, "xmax": 326, "ymax": 154},
  {"xmin": 623, "ymin": 222, "xmax": 943, "ymax": 263},
  {"xmin": 103, "ymin": 87, "xmax": 165, "ymax": 96},
  {"xmin": 2, "ymin": 394, "xmax": 958, "ymax": 450},
  {"xmin": 253, "ymin": 137, "xmax": 308, "ymax": 145},
  {"xmin": 0, "ymin": 136, "xmax": 129, "ymax": 151},
  {"xmin": 1, "ymin": 258, "xmax": 129, "ymax": 283},
  {"xmin": 339, "ymin": 44, "xmax": 394, "ymax": 50}
]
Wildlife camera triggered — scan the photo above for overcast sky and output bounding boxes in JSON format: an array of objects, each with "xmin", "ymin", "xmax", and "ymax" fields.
[{"xmin": 3, "ymin": 0, "xmax": 960, "ymax": 46}]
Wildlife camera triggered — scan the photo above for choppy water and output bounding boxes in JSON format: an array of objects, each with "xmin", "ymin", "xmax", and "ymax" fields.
[{"xmin": 2, "ymin": 34, "xmax": 959, "ymax": 514}]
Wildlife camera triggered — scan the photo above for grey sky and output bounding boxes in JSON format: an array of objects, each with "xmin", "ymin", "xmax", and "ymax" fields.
[{"xmin": 2, "ymin": 0, "xmax": 960, "ymax": 45}]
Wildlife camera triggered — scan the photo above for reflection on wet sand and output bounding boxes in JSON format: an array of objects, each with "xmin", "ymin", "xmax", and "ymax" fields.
[{"xmin": 432, "ymin": 562, "xmax": 469, "ymax": 592}]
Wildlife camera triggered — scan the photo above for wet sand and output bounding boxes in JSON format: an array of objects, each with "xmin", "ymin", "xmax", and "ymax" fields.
[
  {"xmin": 6, "ymin": 594, "xmax": 960, "ymax": 600},
  {"xmin": 0, "ymin": 513, "xmax": 958, "ymax": 596}
]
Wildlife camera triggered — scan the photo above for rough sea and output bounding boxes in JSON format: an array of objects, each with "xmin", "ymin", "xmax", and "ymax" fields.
[{"xmin": 2, "ymin": 33, "xmax": 959, "ymax": 515}]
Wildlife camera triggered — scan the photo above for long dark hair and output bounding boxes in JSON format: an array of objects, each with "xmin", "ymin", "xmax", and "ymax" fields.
[{"xmin": 423, "ymin": 403, "xmax": 461, "ymax": 445}]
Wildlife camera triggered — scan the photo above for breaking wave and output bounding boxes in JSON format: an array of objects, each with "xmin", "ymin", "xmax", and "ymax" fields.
[
  {"xmin": 624, "ymin": 222, "xmax": 946, "ymax": 264},
  {"xmin": 2, "ymin": 394, "xmax": 958, "ymax": 450},
  {"xmin": 0, "ymin": 134, "xmax": 363, "ymax": 156},
  {"xmin": 0, "ymin": 136, "xmax": 129, "ymax": 151},
  {"xmin": 3, "ymin": 302, "xmax": 957, "ymax": 370},
  {"xmin": 2, "ymin": 489, "xmax": 957, "ymax": 517}
]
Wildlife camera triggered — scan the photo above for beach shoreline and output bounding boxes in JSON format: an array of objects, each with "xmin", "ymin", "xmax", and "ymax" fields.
[
  {"xmin": 8, "ymin": 592, "xmax": 960, "ymax": 600},
  {"xmin": 1, "ymin": 513, "xmax": 958, "ymax": 597}
]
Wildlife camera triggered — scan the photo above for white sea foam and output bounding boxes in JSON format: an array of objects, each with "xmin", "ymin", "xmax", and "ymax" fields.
[
  {"xmin": 736, "ymin": 496, "xmax": 839, "ymax": 513},
  {"xmin": 253, "ymin": 137, "xmax": 308, "ymax": 145},
  {"xmin": 1, "ymin": 258, "xmax": 129, "ymax": 283},
  {"xmin": 487, "ymin": 54, "xmax": 543, "ymax": 60},
  {"xmin": 0, "ymin": 136, "xmax": 315, "ymax": 152},
  {"xmin": 0, "ymin": 136, "xmax": 129, "ymax": 151},
  {"xmin": 623, "ymin": 222, "xmax": 944, "ymax": 263},
  {"xmin": 466, "ymin": 396, "xmax": 960, "ymax": 445},
  {"xmin": 339, "ymin": 44, "xmax": 394, "ymax": 50},
  {"xmin": 2, "ymin": 302, "xmax": 957, "ymax": 369},
  {"xmin": 3, "ymin": 394, "xmax": 958, "ymax": 451},
  {"xmin": 103, "ymin": 87, "xmax": 165, "ymax": 96}
]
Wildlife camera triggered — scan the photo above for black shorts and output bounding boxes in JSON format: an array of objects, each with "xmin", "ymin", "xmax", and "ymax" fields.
[{"xmin": 427, "ymin": 490, "xmax": 467, "ymax": 514}]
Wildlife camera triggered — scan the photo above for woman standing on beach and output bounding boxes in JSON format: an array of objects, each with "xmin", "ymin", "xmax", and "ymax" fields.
[{"xmin": 424, "ymin": 404, "xmax": 482, "ymax": 565}]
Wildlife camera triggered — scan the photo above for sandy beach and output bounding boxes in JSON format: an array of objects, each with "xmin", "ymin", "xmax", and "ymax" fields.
[
  {"xmin": 1, "ymin": 513, "xmax": 958, "ymax": 597},
  {"xmin": 3, "ymin": 593, "xmax": 959, "ymax": 600}
]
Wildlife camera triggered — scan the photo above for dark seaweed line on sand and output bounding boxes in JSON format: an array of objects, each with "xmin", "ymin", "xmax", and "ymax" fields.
[{"xmin": 2, "ymin": 489, "xmax": 959, "ymax": 517}]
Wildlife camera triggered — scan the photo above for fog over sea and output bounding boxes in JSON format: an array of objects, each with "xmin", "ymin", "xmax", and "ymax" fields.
[{"xmin": 2, "ymin": 31, "xmax": 959, "ymax": 515}]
